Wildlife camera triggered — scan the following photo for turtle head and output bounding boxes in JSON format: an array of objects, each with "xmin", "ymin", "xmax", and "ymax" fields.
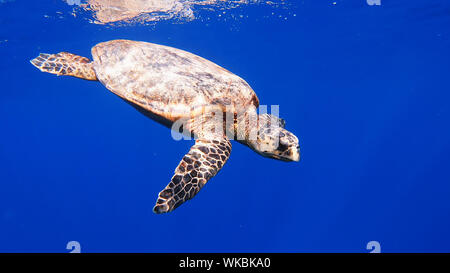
[{"xmin": 247, "ymin": 114, "xmax": 300, "ymax": 162}]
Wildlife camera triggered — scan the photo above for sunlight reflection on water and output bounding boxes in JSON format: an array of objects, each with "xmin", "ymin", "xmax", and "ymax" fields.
[{"xmin": 64, "ymin": 0, "xmax": 283, "ymax": 25}]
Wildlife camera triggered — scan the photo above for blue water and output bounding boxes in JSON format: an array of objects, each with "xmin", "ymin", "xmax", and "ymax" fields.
[{"xmin": 1, "ymin": 0, "xmax": 450, "ymax": 253}]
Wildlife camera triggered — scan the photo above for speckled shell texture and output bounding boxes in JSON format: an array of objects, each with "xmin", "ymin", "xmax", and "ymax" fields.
[{"xmin": 91, "ymin": 40, "xmax": 259, "ymax": 122}]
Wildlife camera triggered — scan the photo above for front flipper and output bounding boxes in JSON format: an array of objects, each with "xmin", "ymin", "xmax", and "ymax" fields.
[{"xmin": 153, "ymin": 138, "xmax": 232, "ymax": 214}]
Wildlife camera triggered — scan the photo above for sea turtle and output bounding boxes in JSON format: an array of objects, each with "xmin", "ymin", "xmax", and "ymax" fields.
[{"xmin": 31, "ymin": 39, "xmax": 300, "ymax": 214}]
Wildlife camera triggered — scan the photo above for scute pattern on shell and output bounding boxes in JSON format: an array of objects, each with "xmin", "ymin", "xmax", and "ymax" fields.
[{"xmin": 91, "ymin": 40, "xmax": 259, "ymax": 121}]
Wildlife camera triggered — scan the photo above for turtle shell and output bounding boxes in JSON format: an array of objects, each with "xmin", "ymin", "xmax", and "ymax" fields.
[{"xmin": 91, "ymin": 40, "xmax": 259, "ymax": 122}]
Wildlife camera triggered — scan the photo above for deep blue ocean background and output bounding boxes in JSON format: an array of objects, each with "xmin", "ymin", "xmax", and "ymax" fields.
[{"xmin": 0, "ymin": 0, "xmax": 450, "ymax": 253}]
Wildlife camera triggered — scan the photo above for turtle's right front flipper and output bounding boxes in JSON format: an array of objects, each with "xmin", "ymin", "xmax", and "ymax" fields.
[
  {"xmin": 30, "ymin": 52, "xmax": 97, "ymax": 81},
  {"xmin": 153, "ymin": 138, "xmax": 232, "ymax": 214}
]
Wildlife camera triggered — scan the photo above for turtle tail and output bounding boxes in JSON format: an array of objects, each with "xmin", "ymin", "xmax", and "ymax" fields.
[{"xmin": 30, "ymin": 52, "xmax": 98, "ymax": 81}]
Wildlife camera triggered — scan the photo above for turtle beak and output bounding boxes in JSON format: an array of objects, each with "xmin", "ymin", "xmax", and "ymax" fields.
[
  {"xmin": 269, "ymin": 145, "xmax": 300, "ymax": 162},
  {"xmin": 291, "ymin": 145, "xmax": 300, "ymax": 162}
]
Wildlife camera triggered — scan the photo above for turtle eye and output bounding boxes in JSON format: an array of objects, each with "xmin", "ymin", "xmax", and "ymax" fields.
[{"xmin": 277, "ymin": 142, "xmax": 289, "ymax": 152}]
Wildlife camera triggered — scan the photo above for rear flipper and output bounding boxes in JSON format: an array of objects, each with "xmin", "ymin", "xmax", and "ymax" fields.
[{"xmin": 30, "ymin": 52, "xmax": 97, "ymax": 81}]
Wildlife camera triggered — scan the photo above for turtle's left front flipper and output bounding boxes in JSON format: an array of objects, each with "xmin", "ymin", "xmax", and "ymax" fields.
[
  {"xmin": 30, "ymin": 52, "xmax": 98, "ymax": 81},
  {"xmin": 153, "ymin": 138, "xmax": 232, "ymax": 214}
]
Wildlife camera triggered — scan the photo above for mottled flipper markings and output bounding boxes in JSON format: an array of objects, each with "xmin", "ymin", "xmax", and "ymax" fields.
[
  {"xmin": 153, "ymin": 138, "xmax": 232, "ymax": 214},
  {"xmin": 30, "ymin": 52, "xmax": 98, "ymax": 81}
]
